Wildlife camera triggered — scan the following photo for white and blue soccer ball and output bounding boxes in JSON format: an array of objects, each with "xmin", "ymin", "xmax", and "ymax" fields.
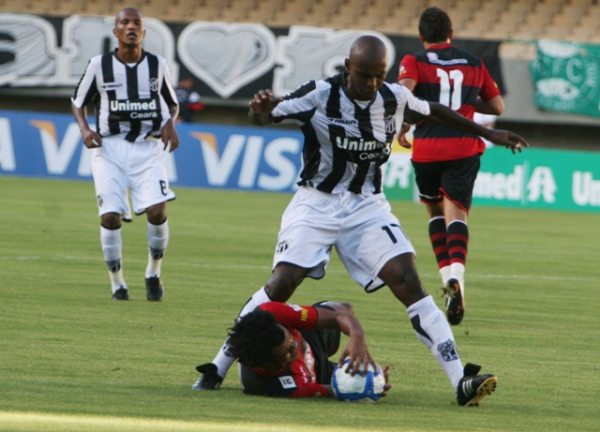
[{"xmin": 331, "ymin": 357, "xmax": 385, "ymax": 402}]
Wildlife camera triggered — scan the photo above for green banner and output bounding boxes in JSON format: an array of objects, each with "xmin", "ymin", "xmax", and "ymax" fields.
[
  {"xmin": 530, "ymin": 40, "xmax": 600, "ymax": 117},
  {"xmin": 383, "ymin": 147, "xmax": 600, "ymax": 213},
  {"xmin": 475, "ymin": 147, "xmax": 600, "ymax": 212}
]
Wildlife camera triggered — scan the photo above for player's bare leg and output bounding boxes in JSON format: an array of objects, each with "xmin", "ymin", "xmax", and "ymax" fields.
[
  {"xmin": 442, "ymin": 199, "xmax": 468, "ymax": 325},
  {"xmin": 145, "ymin": 202, "xmax": 169, "ymax": 301}
]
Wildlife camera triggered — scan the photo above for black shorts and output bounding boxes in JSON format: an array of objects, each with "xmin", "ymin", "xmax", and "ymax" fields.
[
  {"xmin": 412, "ymin": 154, "xmax": 481, "ymax": 211},
  {"xmin": 301, "ymin": 328, "xmax": 340, "ymax": 384}
]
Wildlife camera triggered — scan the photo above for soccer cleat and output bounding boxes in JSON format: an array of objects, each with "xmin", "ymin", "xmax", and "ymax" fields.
[
  {"xmin": 192, "ymin": 363, "xmax": 223, "ymax": 390},
  {"xmin": 456, "ymin": 363, "xmax": 497, "ymax": 407},
  {"xmin": 145, "ymin": 276, "xmax": 163, "ymax": 301},
  {"xmin": 112, "ymin": 287, "xmax": 129, "ymax": 300},
  {"xmin": 443, "ymin": 278, "xmax": 465, "ymax": 325}
]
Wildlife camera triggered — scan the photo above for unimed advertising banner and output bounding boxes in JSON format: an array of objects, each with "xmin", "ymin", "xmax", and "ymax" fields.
[
  {"xmin": 1, "ymin": 109, "xmax": 599, "ymax": 213},
  {"xmin": 531, "ymin": 40, "xmax": 600, "ymax": 117},
  {"xmin": 474, "ymin": 147, "xmax": 600, "ymax": 212}
]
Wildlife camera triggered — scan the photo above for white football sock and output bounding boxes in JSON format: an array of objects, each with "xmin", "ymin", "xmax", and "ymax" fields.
[
  {"xmin": 212, "ymin": 286, "xmax": 271, "ymax": 378},
  {"xmin": 146, "ymin": 220, "xmax": 169, "ymax": 278},
  {"xmin": 449, "ymin": 262, "xmax": 465, "ymax": 288},
  {"xmin": 439, "ymin": 265, "xmax": 451, "ymax": 285},
  {"xmin": 100, "ymin": 226, "xmax": 126, "ymax": 291},
  {"xmin": 406, "ymin": 295, "xmax": 464, "ymax": 389}
]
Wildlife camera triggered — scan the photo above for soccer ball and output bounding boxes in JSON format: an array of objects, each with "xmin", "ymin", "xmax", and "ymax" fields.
[{"xmin": 331, "ymin": 357, "xmax": 385, "ymax": 402}]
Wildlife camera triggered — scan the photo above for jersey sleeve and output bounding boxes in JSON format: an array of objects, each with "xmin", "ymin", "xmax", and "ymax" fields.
[
  {"xmin": 271, "ymin": 80, "xmax": 319, "ymax": 124},
  {"xmin": 479, "ymin": 62, "xmax": 501, "ymax": 101},
  {"xmin": 71, "ymin": 56, "xmax": 100, "ymax": 109},
  {"xmin": 159, "ymin": 57, "xmax": 179, "ymax": 109},
  {"xmin": 397, "ymin": 84, "xmax": 431, "ymax": 116},
  {"xmin": 398, "ymin": 54, "xmax": 419, "ymax": 82},
  {"xmin": 259, "ymin": 302, "xmax": 318, "ymax": 330}
]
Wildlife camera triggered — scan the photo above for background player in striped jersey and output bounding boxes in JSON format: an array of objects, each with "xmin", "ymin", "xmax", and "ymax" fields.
[
  {"xmin": 398, "ymin": 7, "xmax": 515, "ymax": 325},
  {"xmin": 72, "ymin": 7, "xmax": 179, "ymax": 301},
  {"xmin": 194, "ymin": 35, "xmax": 527, "ymax": 406}
]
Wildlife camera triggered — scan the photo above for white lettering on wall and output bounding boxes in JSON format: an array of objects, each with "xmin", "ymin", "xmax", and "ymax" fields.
[
  {"xmin": 0, "ymin": 118, "xmax": 16, "ymax": 171},
  {"xmin": 0, "ymin": 14, "xmax": 393, "ymax": 99},
  {"xmin": 573, "ymin": 171, "xmax": 600, "ymax": 206},
  {"xmin": 196, "ymin": 133, "xmax": 244, "ymax": 186},
  {"xmin": 527, "ymin": 167, "xmax": 557, "ymax": 203},
  {"xmin": 258, "ymin": 138, "xmax": 300, "ymax": 190},
  {"xmin": 0, "ymin": 14, "xmax": 61, "ymax": 86},
  {"xmin": 383, "ymin": 153, "xmax": 412, "ymax": 189},
  {"xmin": 177, "ymin": 22, "xmax": 276, "ymax": 98},
  {"xmin": 274, "ymin": 26, "xmax": 395, "ymax": 96},
  {"xmin": 474, "ymin": 166, "xmax": 524, "ymax": 201},
  {"xmin": 239, "ymin": 136, "xmax": 263, "ymax": 188},
  {"xmin": 31, "ymin": 120, "xmax": 81, "ymax": 174}
]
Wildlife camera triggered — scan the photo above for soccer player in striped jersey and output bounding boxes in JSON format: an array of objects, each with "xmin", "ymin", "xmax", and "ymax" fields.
[
  {"xmin": 194, "ymin": 34, "xmax": 527, "ymax": 406},
  {"xmin": 71, "ymin": 7, "xmax": 179, "ymax": 301},
  {"xmin": 398, "ymin": 7, "xmax": 515, "ymax": 325}
]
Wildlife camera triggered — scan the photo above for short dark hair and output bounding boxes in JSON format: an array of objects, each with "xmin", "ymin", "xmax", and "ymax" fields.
[
  {"xmin": 418, "ymin": 7, "xmax": 452, "ymax": 43},
  {"xmin": 226, "ymin": 309, "xmax": 285, "ymax": 368}
]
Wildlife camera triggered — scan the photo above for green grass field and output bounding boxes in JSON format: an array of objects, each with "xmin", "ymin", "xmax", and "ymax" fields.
[{"xmin": 1, "ymin": 176, "xmax": 598, "ymax": 432}]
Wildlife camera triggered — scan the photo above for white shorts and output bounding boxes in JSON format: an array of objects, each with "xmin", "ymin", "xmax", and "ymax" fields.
[
  {"xmin": 91, "ymin": 136, "xmax": 175, "ymax": 218},
  {"xmin": 273, "ymin": 186, "xmax": 415, "ymax": 292}
]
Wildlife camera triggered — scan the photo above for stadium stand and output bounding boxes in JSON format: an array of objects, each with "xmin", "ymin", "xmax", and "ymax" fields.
[
  {"xmin": 3, "ymin": 0, "xmax": 600, "ymax": 51},
  {"xmin": 2, "ymin": 0, "xmax": 600, "ymax": 149}
]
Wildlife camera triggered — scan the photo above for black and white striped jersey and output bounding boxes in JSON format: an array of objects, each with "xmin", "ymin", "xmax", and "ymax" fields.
[
  {"xmin": 272, "ymin": 73, "xmax": 431, "ymax": 195},
  {"xmin": 72, "ymin": 50, "xmax": 178, "ymax": 143}
]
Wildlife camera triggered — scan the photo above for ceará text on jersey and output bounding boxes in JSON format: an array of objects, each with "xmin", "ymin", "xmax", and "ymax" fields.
[
  {"xmin": 334, "ymin": 136, "xmax": 391, "ymax": 162},
  {"xmin": 109, "ymin": 98, "xmax": 160, "ymax": 121}
]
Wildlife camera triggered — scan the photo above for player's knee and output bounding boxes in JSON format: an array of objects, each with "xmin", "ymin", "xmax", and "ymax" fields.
[
  {"xmin": 264, "ymin": 274, "xmax": 300, "ymax": 301},
  {"xmin": 265, "ymin": 264, "xmax": 306, "ymax": 301},
  {"xmin": 384, "ymin": 257, "xmax": 427, "ymax": 305},
  {"xmin": 264, "ymin": 282, "xmax": 294, "ymax": 301},
  {"xmin": 146, "ymin": 202, "xmax": 167, "ymax": 225},
  {"xmin": 100, "ymin": 212, "xmax": 121, "ymax": 229}
]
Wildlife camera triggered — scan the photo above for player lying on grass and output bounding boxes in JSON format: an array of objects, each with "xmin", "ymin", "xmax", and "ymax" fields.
[{"xmin": 225, "ymin": 300, "xmax": 391, "ymax": 398}]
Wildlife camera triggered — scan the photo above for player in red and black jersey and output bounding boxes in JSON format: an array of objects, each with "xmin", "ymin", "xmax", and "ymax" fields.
[
  {"xmin": 398, "ymin": 7, "xmax": 524, "ymax": 325},
  {"xmin": 226, "ymin": 301, "xmax": 390, "ymax": 398}
]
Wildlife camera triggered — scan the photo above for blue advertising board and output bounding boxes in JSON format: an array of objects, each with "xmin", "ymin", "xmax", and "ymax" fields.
[
  {"xmin": 2, "ymin": 109, "xmax": 599, "ymax": 212},
  {"xmin": 0, "ymin": 109, "xmax": 304, "ymax": 193}
]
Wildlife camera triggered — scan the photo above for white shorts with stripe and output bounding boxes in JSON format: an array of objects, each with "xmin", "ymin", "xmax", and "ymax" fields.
[
  {"xmin": 273, "ymin": 186, "xmax": 415, "ymax": 292},
  {"xmin": 91, "ymin": 136, "xmax": 175, "ymax": 218}
]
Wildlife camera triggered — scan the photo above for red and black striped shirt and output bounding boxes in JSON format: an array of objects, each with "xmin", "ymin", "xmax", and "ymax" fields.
[{"xmin": 399, "ymin": 43, "xmax": 500, "ymax": 162}]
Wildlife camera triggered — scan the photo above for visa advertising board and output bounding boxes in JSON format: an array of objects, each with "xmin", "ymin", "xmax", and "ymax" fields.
[{"xmin": 1, "ymin": 109, "xmax": 599, "ymax": 213}]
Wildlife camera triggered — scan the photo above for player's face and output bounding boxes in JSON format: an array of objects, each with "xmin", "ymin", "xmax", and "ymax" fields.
[
  {"xmin": 345, "ymin": 57, "xmax": 387, "ymax": 101},
  {"xmin": 268, "ymin": 325, "xmax": 298, "ymax": 369},
  {"xmin": 113, "ymin": 9, "xmax": 144, "ymax": 48}
]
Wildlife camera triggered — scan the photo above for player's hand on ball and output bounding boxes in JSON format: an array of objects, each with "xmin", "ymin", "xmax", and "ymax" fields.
[
  {"xmin": 338, "ymin": 342, "xmax": 374, "ymax": 376},
  {"xmin": 331, "ymin": 358, "xmax": 387, "ymax": 402},
  {"xmin": 381, "ymin": 365, "xmax": 392, "ymax": 397}
]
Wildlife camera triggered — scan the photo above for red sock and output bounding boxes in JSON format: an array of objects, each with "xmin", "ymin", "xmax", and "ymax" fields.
[
  {"xmin": 447, "ymin": 220, "xmax": 469, "ymax": 266},
  {"xmin": 429, "ymin": 217, "xmax": 450, "ymax": 269}
]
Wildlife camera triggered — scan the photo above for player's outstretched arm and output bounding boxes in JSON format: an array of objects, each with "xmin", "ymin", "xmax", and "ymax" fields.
[
  {"xmin": 474, "ymin": 94, "xmax": 504, "ymax": 116},
  {"xmin": 314, "ymin": 302, "xmax": 374, "ymax": 375},
  {"xmin": 427, "ymin": 102, "xmax": 528, "ymax": 153}
]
